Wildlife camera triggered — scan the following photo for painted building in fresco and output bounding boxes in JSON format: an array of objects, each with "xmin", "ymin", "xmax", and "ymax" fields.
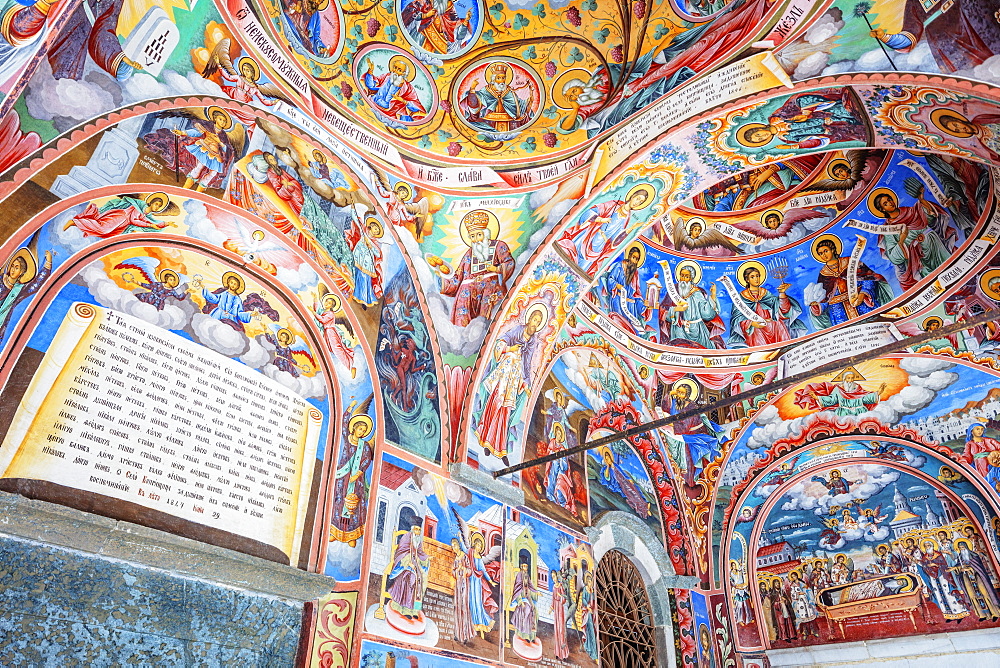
[{"xmin": 4, "ymin": 0, "xmax": 1000, "ymax": 666}]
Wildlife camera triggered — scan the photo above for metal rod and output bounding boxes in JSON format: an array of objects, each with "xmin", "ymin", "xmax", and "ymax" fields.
[{"xmin": 491, "ymin": 308, "xmax": 1000, "ymax": 478}]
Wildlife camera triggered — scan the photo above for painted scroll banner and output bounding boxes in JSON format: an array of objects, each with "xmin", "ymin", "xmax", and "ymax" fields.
[
  {"xmin": 0, "ymin": 302, "xmax": 321, "ymax": 563},
  {"xmin": 778, "ymin": 321, "xmax": 903, "ymax": 377}
]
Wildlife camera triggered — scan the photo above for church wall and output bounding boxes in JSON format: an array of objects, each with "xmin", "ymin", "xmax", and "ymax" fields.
[{"xmin": 5, "ymin": 0, "xmax": 1000, "ymax": 664}]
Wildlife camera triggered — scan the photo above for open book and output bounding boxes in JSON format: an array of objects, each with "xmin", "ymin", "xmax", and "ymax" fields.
[{"xmin": 0, "ymin": 302, "xmax": 321, "ymax": 564}]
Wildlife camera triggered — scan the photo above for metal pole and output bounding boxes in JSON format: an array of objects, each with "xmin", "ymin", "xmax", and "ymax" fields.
[{"xmin": 491, "ymin": 308, "xmax": 1000, "ymax": 479}]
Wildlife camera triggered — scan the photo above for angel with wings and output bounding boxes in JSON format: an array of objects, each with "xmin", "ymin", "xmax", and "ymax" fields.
[
  {"xmin": 450, "ymin": 508, "xmax": 501, "ymax": 642},
  {"xmin": 671, "ymin": 207, "xmax": 828, "ymax": 257},
  {"xmin": 372, "ymin": 170, "xmax": 431, "ymax": 242},
  {"xmin": 114, "ymin": 256, "xmax": 189, "ymax": 311},
  {"xmin": 313, "ymin": 287, "xmax": 358, "ymax": 377},
  {"xmin": 331, "ymin": 395, "xmax": 375, "ymax": 546},
  {"xmin": 264, "ymin": 326, "xmax": 316, "ymax": 377},
  {"xmin": 67, "ymin": 192, "xmax": 180, "ymax": 239},
  {"xmin": 795, "ymin": 151, "xmax": 880, "ymax": 207},
  {"xmin": 858, "ymin": 505, "xmax": 888, "ymax": 535},
  {"xmin": 201, "ymin": 44, "xmax": 293, "ymax": 124},
  {"xmin": 818, "ymin": 516, "xmax": 845, "ymax": 549},
  {"xmin": 142, "ymin": 107, "xmax": 246, "ymax": 193}
]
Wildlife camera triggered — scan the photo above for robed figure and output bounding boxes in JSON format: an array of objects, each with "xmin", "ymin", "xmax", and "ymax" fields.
[
  {"xmin": 795, "ymin": 367, "xmax": 885, "ymax": 417},
  {"xmin": 806, "ymin": 236, "xmax": 892, "ymax": 329},
  {"xmin": 474, "ymin": 306, "xmax": 545, "ymax": 464},
  {"xmin": 450, "ymin": 511, "xmax": 501, "ymax": 643},
  {"xmin": 0, "ymin": 246, "xmax": 51, "ymax": 341},
  {"xmin": 962, "ymin": 422, "xmax": 1000, "ymax": 488},
  {"xmin": 728, "ymin": 262, "xmax": 806, "ymax": 348},
  {"xmin": 382, "ymin": 525, "xmax": 431, "ymax": 629},
  {"xmin": 440, "ymin": 210, "xmax": 515, "ymax": 325},
  {"xmin": 508, "ymin": 563, "xmax": 540, "ymax": 650},
  {"xmin": 363, "ymin": 56, "xmax": 427, "ymax": 122}
]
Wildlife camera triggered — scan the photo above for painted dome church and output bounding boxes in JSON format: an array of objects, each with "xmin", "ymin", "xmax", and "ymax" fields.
[{"xmin": 1, "ymin": 0, "xmax": 1000, "ymax": 665}]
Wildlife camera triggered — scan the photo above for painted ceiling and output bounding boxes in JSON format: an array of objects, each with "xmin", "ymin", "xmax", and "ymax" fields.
[{"xmin": 4, "ymin": 0, "xmax": 1000, "ymax": 662}]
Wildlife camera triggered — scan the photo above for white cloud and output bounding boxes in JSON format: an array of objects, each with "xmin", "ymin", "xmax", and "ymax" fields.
[{"xmin": 183, "ymin": 199, "xmax": 227, "ymax": 246}]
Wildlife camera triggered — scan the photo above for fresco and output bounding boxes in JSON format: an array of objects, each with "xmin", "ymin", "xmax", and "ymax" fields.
[
  {"xmin": 0, "ymin": 238, "xmax": 333, "ymax": 565},
  {"xmin": 375, "ymin": 263, "xmax": 441, "ymax": 463},
  {"xmin": 363, "ymin": 454, "xmax": 505, "ymax": 659},
  {"xmin": 6, "ymin": 0, "xmax": 1000, "ymax": 661},
  {"xmin": 586, "ymin": 148, "xmax": 992, "ymax": 353},
  {"xmin": 232, "ymin": 0, "xmax": 795, "ymax": 167},
  {"xmin": 776, "ymin": 0, "xmax": 1000, "ymax": 80},
  {"xmin": 358, "ymin": 640, "xmax": 493, "ymax": 668},
  {"xmin": 731, "ymin": 454, "xmax": 1000, "ymax": 648},
  {"xmin": 503, "ymin": 507, "xmax": 598, "ymax": 667}
]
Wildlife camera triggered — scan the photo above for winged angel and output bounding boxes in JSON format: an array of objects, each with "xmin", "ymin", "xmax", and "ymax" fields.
[
  {"xmin": 450, "ymin": 507, "xmax": 501, "ymax": 642},
  {"xmin": 670, "ymin": 208, "xmax": 829, "ymax": 257},
  {"xmin": 201, "ymin": 40, "xmax": 294, "ymax": 114},
  {"xmin": 372, "ymin": 169, "xmax": 432, "ymax": 242}
]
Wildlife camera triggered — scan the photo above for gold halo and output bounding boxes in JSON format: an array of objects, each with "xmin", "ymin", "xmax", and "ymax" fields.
[
  {"xmin": 672, "ymin": 378, "xmax": 700, "ymax": 402},
  {"xmin": 237, "ymin": 56, "xmax": 261, "ymax": 82},
  {"xmin": 348, "ymin": 413, "xmax": 374, "ymax": 438},
  {"xmin": 979, "ymin": 268, "xmax": 1000, "ymax": 300},
  {"xmin": 736, "ymin": 123, "xmax": 774, "ymax": 148},
  {"xmin": 470, "ymin": 532, "xmax": 486, "ymax": 550},
  {"xmin": 674, "ymin": 259, "xmax": 702, "ymax": 284},
  {"xmin": 922, "ymin": 316, "xmax": 943, "ymax": 330},
  {"xmin": 954, "ymin": 538, "xmax": 973, "ymax": 551},
  {"xmin": 322, "ymin": 292, "xmax": 342, "ymax": 312},
  {"xmin": 638, "ymin": 365, "xmax": 649, "ymax": 379},
  {"xmin": 921, "ymin": 538, "xmax": 939, "ymax": 551},
  {"xmin": 388, "ymin": 54, "xmax": 415, "ymax": 81},
  {"xmin": 312, "ymin": 149, "xmax": 326, "ymax": 162},
  {"xmin": 750, "ymin": 371, "xmax": 766, "ymax": 385},
  {"xmin": 867, "ymin": 187, "xmax": 897, "ymax": 218},
  {"xmin": 760, "ymin": 208, "xmax": 783, "ymax": 229},
  {"xmin": 276, "ymin": 328, "xmax": 294, "ymax": 344},
  {"xmin": 686, "ymin": 216, "xmax": 706, "ymax": 234},
  {"xmin": 524, "ymin": 302, "xmax": 550, "ymax": 328},
  {"xmin": 834, "ymin": 552, "xmax": 848, "ymax": 563},
  {"xmin": 736, "ymin": 260, "xmax": 767, "ymax": 288},
  {"xmin": 827, "ymin": 158, "xmax": 852, "ymax": 179},
  {"xmin": 251, "ymin": 229, "xmax": 266, "ymax": 241},
  {"xmin": 624, "ymin": 242, "xmax": 646, "ymax": 266},
  {"xmin": 157, "ymin": 268, "xmax": 180, "ymax": 285},
  {"xmin": 458, "ymin": 209, "xmax": 500, "ymax": 247},
  {"xmin": 144, "ymin": 192, "xmax": 169, "ymax": 213},
  {"xmin": 598, "ymin": 445, "xmax": 613, "ymax": 461},
  {"xmin": 625, "ymin": 183, "xmax": 656, "ymax": 210},
  {"xmin": 6, "ymin": 248, "xmax": 37, "ymax": 284},
  {"xmin": 314, "ymin": 0, "xmax": 329, "ymax": 10},
  {"xmin": 551, "ymin": 68, "xmax": 591, "ymax": 109},
  {"xmin": 553, "ymin": 388, "xmax": 564, "ymax": 403},
  {"xmin": 365, "ymin": 218, "xmax": 384, "ymax": 238},
  {"xmin": 221, "ymin": 271, "xmax": 245, "ymax": 294},
  {"xmin": 811, "ymin": 234, "xmax": 843, "ymax": 262},
  {"xmin": 206, "ymin": 106, "xmax": 234, "ymax": 131},
  {"xmin": 930, "ymin": 108, "xmax": 975, "ymax": 138},
  {"xmin": 394, "ymin": 181, "xmax": 413, "ymax": 201},
  {"xmin": 551, "ymin": 422, "xmax": 566, "ymax": 439}
]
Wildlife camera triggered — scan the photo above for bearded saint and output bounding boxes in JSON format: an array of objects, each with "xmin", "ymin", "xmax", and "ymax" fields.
[
  {"xmin": 440, "ymin": 210, "xmax": 514, "ymax": 325},
  {"xmin": 659, "ymin": 266, "xmax": 725, "ymax": 349},
  {"xmin": 362, "ymin": 57, "xmax": 426, "ymax": 122},
  {"xmin": 386, "ymin": 525, "xmax": 430, "ymax": 619}
]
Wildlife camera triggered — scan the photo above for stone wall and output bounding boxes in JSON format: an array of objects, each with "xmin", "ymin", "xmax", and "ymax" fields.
[{"xmin": 0, "ymin": 492, "xmax": 336, "ymax": 667}]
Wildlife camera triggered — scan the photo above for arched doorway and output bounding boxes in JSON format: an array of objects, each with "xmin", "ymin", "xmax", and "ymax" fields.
[{"xmin": 596, "ymin": 549, "xmax": 658, "ymax": 667}]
